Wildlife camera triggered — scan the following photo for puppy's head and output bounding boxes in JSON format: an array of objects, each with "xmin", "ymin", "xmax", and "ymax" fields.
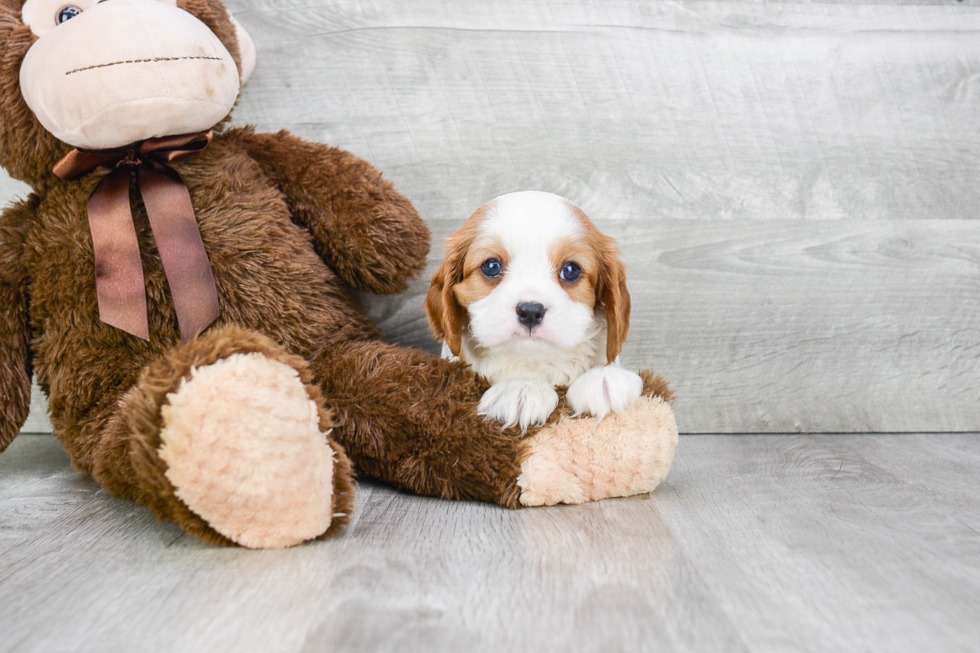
[{"xmin": 426, "ymin": 191, "xmax": 630, "ymax": 363}]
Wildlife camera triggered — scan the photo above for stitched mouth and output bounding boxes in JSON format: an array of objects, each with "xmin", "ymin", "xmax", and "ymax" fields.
[{"xmin": 66, "ymin": 56, "xmax": 224, "ymax": 76}]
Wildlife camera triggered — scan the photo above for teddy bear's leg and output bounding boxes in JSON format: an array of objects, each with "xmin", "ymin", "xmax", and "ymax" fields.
[
  {"xmin": 311, "ymin": 343, "xmax": 678, "ymax": 508},
  {"xmin": 309, "ymin": 339, "xmax": 527, "ymax": 507},
  {"xmin": 517, "ymin": 380, "xmax": 679, "ymax": 507},
  {"xmin": 71, "ymin": 325, "xmax": 353, "ymax": 548}
]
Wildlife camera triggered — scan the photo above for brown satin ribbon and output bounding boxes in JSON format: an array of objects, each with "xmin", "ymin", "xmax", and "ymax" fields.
[{"xmin": 54, "ymin": 132, "xmax": 220, "ymax": 343}]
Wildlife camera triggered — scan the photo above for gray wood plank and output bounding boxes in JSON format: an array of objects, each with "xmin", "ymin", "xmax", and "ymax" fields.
[
  {"xmin": 658, "ymin": 435, "xmax": 980, "ymax": 653},
  {"xmin": 1, "ymin": 433, "xmax": 979, "ymax": 653},
  {"xmin": 231, "ymin": 0, "xmax": 980, "ymax": 224},
  {"xmin": 7, "ymin": 0, "xmax": 980, "ymax": 435}
]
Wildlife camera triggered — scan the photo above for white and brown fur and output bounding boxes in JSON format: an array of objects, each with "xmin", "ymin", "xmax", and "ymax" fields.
[{"xmin": 427, "ymin": 191, "xmax": 643, "ymax": 431}]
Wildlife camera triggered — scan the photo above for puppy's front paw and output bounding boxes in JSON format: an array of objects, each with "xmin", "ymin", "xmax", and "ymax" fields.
[
  {"xmin": 479, "ymin": 379, "xmax": 559, "ymax": 433},
  {"xmin": 567, "ymin": 365, "xmax": 644, "ymax": 420}
]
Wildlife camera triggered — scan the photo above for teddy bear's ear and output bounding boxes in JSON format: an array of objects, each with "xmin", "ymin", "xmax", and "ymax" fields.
[{"xmin": 230, "ymin": 16, "xmax": 256, "ymax": 84}]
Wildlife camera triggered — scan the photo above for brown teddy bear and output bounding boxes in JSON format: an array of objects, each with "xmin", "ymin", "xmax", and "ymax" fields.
[{"xmin": 0, "ymin": 0, "xmax": 677, "ymax": 548}]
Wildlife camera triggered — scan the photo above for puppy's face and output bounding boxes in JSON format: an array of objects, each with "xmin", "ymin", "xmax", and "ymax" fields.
[{"xmin": 427, "ymin": 191, "xmax": 630, "ymax": 364}]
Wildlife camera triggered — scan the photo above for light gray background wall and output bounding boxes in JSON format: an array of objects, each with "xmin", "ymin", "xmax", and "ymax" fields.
[{"xmin": 8, "ymin": 0, "xmax": 980, "ymax": 435}]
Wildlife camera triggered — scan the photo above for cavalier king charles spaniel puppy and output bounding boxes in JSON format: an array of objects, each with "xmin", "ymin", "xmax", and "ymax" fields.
[{"xmin": 426, "ymin": 191, "xmax": 644, "ymax": 432}]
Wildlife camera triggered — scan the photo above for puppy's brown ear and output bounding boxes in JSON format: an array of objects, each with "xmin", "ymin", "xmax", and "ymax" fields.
[
  {"xmin": 426, "ymin": 233, "xmax": 469, "ymax": 357},
  {"xmin": 596, "ymin": 234, "xmax": 631, "ymax": 364}
]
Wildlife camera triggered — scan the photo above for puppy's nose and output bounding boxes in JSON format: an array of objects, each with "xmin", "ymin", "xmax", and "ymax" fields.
[{"xmin": 516, "ymin": 302, "xmax": 546, "ymax": 328}]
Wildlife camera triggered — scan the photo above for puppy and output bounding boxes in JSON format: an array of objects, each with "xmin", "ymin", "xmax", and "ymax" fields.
[{"xmin": 426, "ymin": 191, "xmax": 644, "ymax": 431}]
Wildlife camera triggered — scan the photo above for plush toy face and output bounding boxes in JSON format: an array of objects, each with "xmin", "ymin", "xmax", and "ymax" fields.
[
  {"xmin": 19, "ymin": 0, "xmax": 240, "ymax": 150},
  {"xmin": 0, "ymin": 0, "xmax": 251, "ymax": 184}
]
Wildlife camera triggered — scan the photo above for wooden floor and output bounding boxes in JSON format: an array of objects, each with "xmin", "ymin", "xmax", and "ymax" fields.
[{"xmin": 1, "ymin": 434, "xmax": 977, "ymax": 653}]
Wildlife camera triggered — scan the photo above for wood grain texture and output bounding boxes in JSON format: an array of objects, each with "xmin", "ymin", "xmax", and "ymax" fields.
[
  {"xmin": 2, "ymin": 433, "xmax": 979, "ymax": 652},
  {"xmin": 6, "ymin": 0, "xmax": 980, "ymax": 434},
  {"xmin": 229, "ymin": 0, "xmax": 980, "ymax": 223}
]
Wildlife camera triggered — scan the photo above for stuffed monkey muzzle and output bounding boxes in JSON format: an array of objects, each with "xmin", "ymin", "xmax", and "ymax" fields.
[{"xmin": 20, "ymin": 0, "xmax": 241, "ymax": 150}]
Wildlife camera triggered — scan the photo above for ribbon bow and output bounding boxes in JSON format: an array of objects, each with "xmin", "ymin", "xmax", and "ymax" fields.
[{"xmin": 54, "ymin": 132, "xmax": 220, "ymax": 343}]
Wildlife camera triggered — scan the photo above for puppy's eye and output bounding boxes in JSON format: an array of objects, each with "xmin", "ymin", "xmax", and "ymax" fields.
[
  {"xmin": 560, "ymin": 262, "xmax": 582, "ymax": 282},
  {"xmin": 56, "ymin": 5, "xmax": 82, "ymax": 24},
  {"xmin": 481, "ymin": 259, "xmax": 503, "ymax": 278}
]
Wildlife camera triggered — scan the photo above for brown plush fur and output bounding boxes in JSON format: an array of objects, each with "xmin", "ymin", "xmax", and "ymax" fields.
[
  {"xmin": 12, "ymin": 125, "xmax": 525, "ymax": 540},
  {"xmin": 0, "ymin": 0, "xmax": 533, "ymax": 543},
  {"xmin": 310, "ymin": 340, "xmax": 526, "ymax": 509},
  {"xmin": 0, "ymin": 197, "xmax": 33, "ymax": 452},
  {"xmin": 234, "ymin": 127, "xmax": 431, "ymax": 294}
]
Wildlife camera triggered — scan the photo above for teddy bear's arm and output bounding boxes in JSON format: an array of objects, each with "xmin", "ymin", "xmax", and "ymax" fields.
[
  {"xmin": 229, "ymin": 127, "xmax": 432, "ymax": 294},
  {"xmin": 0, "ymin": 199, "xmax": 34, "ymax": 454}
]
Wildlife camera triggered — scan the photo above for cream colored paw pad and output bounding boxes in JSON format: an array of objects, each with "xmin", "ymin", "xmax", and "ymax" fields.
[
  {"xmin": 518, "ymin": 396, "xmax": 678, "ymax": 507},
  {"xmin": 158, "ymin": 353, "xmax": 335, "ymax": 548}
]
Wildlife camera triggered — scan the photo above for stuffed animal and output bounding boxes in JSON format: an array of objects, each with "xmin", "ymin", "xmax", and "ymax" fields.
[{"xmin": 0, "ymin": 0, "xmax": 678, "ymax": 549}]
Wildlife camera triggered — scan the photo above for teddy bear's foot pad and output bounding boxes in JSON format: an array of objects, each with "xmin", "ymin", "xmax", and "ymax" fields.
[
  {"xmin": 157, "ymin": 353, "xmax": 336, "ymax": 548},
  {"xmin": 517, "ymin": 395, "xmax": 678, "ymax": 507}
]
